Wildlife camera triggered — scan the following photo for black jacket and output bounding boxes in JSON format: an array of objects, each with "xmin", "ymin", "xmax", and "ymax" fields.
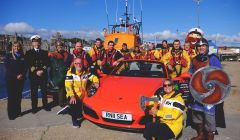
[
  {"xmin": 25, "ymin": 49, "xmax": 50, "ymax": 79},
  {"xmin": 4, "ymin": 53, "xmax": 26, "ymax": 81}
]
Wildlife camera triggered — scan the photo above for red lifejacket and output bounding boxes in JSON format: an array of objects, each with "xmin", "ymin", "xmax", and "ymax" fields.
[
  {"xmin": 101, "ymin": 49, "xmax": 117, "ymax": 67},
  {"xmin": 169, "ymin": 49, "xmax": 187, "ymax": 68},
  {"xmin": 132, "ymin": 51, "xmax": 143, "ymax": 59},
  {"xmin": 92, "ymin": 46, "xmax": 104, "ymax": 62},
  {"xmin": 192, "ymin": 57, "xmax": 210, "ymax": 72},
  {"xmin": 73, "ymin": 49, "xmax": 89, "ymax": 68},
  {"xmin": 50, "ymin": 51, "xmax": 69, "ymax": 63},
  {"xmin": 120, "ymin": 49, "xmax": 132, "ymax": 60},
  {"xmin": 161, "ymin": 48, "xmax": 169, "ymax": 56},
  {"xmin": 145, "ymin": 50, "xmax": 156, "ymax": 60}
]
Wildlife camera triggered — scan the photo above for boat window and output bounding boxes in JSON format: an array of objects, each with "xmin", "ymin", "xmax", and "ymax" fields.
[
  {"xmin": 114, "ymin": 38, "xmax": 119, "ymax": 44},
  {"xmin": 111, "ymin": 61, "xmax": 167, "ymax": 78}
]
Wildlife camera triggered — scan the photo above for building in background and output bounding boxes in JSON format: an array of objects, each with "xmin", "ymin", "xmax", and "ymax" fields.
[{"xmin": 218, "ymin": 46, "xmax": 240, "ymax": 61}]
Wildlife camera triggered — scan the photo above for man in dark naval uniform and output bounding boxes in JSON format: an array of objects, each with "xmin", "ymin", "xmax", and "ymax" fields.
[{"xmin": 25, "ymin": 35, "xmax": 50, "ymax": 113}]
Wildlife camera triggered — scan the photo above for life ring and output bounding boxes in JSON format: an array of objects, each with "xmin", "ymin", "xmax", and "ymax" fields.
[{"xmin": 189, "ymin": 66, "xmax": 231, "ymax": 105}]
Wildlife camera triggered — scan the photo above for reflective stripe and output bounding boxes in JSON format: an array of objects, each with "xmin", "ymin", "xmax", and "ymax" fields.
[
  {"xmin": 65, "ymin": 75, "xmax": 73, "ymax": 80},
  {"xmin": 163, "ymin": 99, "xmax": 185, "ymax": 112},
  {"xmin": 173, "ymin": 102, "xmax": 185, "ymax": 112}
]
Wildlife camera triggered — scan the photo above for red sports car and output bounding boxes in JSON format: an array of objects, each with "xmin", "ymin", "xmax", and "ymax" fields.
[{"xmin": 83, "ymin": 60, "xmax": 190, "ymax": 130}]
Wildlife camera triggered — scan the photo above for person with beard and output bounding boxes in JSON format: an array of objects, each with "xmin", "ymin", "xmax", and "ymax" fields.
[
  {"xmin": 120, "ymin": 43, "xmax": 132, "ymax": 60},
  {"xmin": 188, "ymin": 38, "xmax": 225, "ymax": 140},
  {"xmin": 88, "ymin": 38, "xmax": 105, "ymax": 75},
  {"xmin": 101, "ymin": 41, "xmax": 124, "ymax": 74},
  {"xmin": 48, "ymin": 41, "xmax": 73, "ymax": 107},
  {"xmin": 64, "ymin": 58, "xmax": 99, "ymax": 128},
  {"xmin": 159, "ymin": 40, "xmax": 170, "ymax": 60},
  {"xmin": 160, "ymin": 39, "xmax": 190, "ymax": 78},
  {"xmin": 4, "ymin": 41, "xmax": 27, "ymax": 120},
  {"xmin": 144, "ymin": 43, "xmax": 160, "ymax": 60},
  {"xmin": 72, "ymin": 41, "xmax": 92, "ymax": 70}
]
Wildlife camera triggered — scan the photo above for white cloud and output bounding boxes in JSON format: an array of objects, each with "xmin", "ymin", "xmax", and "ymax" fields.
[
  {"xmin": 3, "ymin": 22, "xmax": 34, "ymax": 34},
  {"xmin": 0, "ymin": 22, "xmax": 240, "ymax": 46},
  {"xmin": 206, "ymin": 33, "xmax": 240, "ymax": 46},
  {"xmin": 143, "ymin": 30, "xmax": 185, "ymax": 43}
]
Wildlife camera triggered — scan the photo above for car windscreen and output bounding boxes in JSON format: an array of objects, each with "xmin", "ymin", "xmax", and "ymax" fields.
[{"xmin": 111, "ymin": 61, "xmax": 167, "ymax": 78}]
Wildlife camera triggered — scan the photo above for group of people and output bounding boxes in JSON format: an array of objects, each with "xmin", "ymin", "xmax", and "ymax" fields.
[
  {"xmin": 143, "ymin": 38, "xmax": 225, "ymax": 140},
  {"xmin": 4, "ymin": 34, "xmax": 225, "ymax": 140}
]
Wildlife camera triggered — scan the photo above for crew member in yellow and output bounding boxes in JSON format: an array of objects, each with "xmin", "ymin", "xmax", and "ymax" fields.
[
  {"xmin": 131, "ymin": 46, "xmax": 144, "ymax": 59},
  {"xmin": 160, "ymin": 39, "xmax": 190, "ymax": 78},
  {"xmin": 64, "ymin": 58, "xmax": 99, "ymax": 128},
  {"xmin": 120, "ymin": 43, "xmax": 132, "ymax": 60},
  {"xmin": 144, "ymin": 43, "xmax": 160, "ymax": 60},
  {"xmin": 159, "ymin": 40, "xmax": 170, "ymax": 60},
  {"xmin": 88, "ymin": 38, "xmax": 105, "ymax": 74},
  {"xmin": 183, "ymin": 42, "xmax": 197, "ymax": 60},
  {"xmin": 143, "ymin": 78, "xmax": 186, "ymax": 140}
]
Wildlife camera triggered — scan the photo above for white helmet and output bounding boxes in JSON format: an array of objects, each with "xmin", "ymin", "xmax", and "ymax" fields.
[{"xmin": 188, "ymin": 28, "xmax": 204, "ymax": 36}]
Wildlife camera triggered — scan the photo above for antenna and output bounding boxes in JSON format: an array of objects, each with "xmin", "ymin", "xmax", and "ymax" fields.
[
  {"xmin": 133, "ymin": 0, "xmax": 135, "ymax": 21},
  {"xmin": 104, "ymin": 0, "xmax": 110, "ymax": 32},
  {"xmin": 116, "ymin": 0, "xmax": 119, "ymax": 25},
  {"xmin": 123, "ymin": 0, "xmax": 130, "ymax": 32},
  {"xmin": 194, "ymin": 0, "xmax": 202, "ymax": 28},
  {"xmin": 140, "ymin": 0, "xmax": 143, "ymax": 43}
]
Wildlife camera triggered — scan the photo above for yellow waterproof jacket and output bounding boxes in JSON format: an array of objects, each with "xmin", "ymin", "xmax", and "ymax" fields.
[
  {"xmin": 159, "ymin": 47, "xmax": 171, "ymax": 60},
  {"xmin": 144, "ymin": 49, "xmax": 160, "ymax": 60},
  {"xmin": 160, "ymin": 49, "xmax": 190, "ymax": 78},
  {"xmin": 65, "ymin": 68, "xmax": 99, "ymax": 98},
  {"xmin": 150, "ymin": 91, "xmax": 185, "ymax": 138},
  {"xmin": 88, "ymin": 46, "xmax": 105, "ymax": 66},
  {"xmin": 186, "ymin": 49, "xmax": 197, "ymax": 60}
]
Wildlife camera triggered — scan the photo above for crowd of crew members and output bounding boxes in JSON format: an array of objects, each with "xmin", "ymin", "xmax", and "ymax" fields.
[{"xmin": 4, "ymin": 35, "xmax": 223, "ymax": 140}]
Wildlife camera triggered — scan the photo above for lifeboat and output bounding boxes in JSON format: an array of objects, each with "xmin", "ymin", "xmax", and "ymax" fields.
[{"xmin": 103, "ymin": 0, "xmax": 142, "ymax": 50}]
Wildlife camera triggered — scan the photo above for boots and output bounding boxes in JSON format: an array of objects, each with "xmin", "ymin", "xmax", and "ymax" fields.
[
  {"xmin": 207, "ymin": 131, "xmax": 214, "ymax": 140},
  {"xmin": 191, "ymin": 123, "xmax": 205, "ymax": 140}
]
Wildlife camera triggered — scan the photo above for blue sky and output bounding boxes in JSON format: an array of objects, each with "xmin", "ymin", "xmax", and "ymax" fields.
[{"xmin": 1, "ymin": 0, "xmax": 240, "ymax": 46}]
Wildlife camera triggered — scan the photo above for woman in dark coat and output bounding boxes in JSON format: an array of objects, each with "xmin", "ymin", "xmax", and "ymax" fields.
[{"xmin": 4, "ymin": 41, "xmax": 26, "ymax": 120}]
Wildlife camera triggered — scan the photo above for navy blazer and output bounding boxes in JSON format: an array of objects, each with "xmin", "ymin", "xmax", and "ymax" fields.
[
  {"xmin": 4, "ymin": 53, "xmax": 26, "ymax": 81},
  {"xmin": 25, "ymin": 49, "xmax": 50, "ymax": 79}
]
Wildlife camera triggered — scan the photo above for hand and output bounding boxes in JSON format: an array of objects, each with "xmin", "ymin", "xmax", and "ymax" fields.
[
  {"xmin": 94, "ymin": 83, "xmax": 99, "ymax": 88},
  {"xmin": 161, "ymin": 99, "xmax": 166, "ymax": 106},
  {"xmin": 36, "ymin": 70, "xmax": 43, "ymax": 76},
  {"xmin": 112, "ymin": 61, "xmax": 119, "ymax": 66},
  {"xmin": 168, "ymin": 64, "xmax": 173, "ymax": 71},
  {"xmin": 16, "ymin": 74, "xmax": 23, "ymax": 80},
  {"xmin": 69, "ymin": 96, "xmax": 77, "ymax": 104}
]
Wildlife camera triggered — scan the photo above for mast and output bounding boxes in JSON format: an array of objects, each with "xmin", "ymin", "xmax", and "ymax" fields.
[
  {"xmin": 124, "ymin": 0, "xmax": 129, "ymax": 25},
  {"xmin": 194, "ymin": 0, "xmax": 202, "ymax": 28},
  {"xmin": 124, "ymin": 0, "xmax": 130, "ymax": 32}
]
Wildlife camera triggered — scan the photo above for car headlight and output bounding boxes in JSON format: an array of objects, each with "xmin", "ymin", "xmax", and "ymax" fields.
[{"xmin": 87, "ymin": 85, "xmax": 98, "ymax": 97}]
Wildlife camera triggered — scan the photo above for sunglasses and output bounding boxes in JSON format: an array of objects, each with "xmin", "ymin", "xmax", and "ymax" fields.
[
  {"xmin": 163, "ymin": 84, "xmax": 173, "ymax": 87},
  {"xmin": 74, "ymin": 62, "xmax": 82, "ymax": 65}
]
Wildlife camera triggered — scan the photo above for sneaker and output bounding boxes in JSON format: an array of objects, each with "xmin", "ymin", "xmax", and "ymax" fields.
[
  {"xmin": 57, "ymin": 105, "xmax": 70, "ymax": 115},
  {"xmin": 72, "ymin": 119, "xmax": 80, "ymax": 128}
]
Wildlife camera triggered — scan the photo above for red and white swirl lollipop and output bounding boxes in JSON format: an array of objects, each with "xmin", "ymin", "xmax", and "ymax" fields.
[{"xmin": 189, "ymin": 66, "xmax": 231, "ymax": 105}]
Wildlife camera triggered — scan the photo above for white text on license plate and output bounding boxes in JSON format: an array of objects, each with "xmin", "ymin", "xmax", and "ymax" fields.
[{"xmin": 102, "ymin": 111, "xmax": 132, "ymax": 121}]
